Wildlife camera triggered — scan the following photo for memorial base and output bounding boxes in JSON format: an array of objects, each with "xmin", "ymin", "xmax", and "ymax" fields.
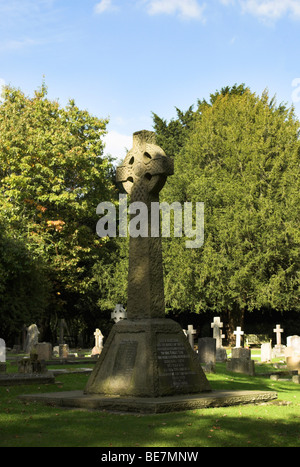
[
  {"xmin": 19, "ymin": 389, "xmax": 278, "ymax": 414},
  {"xmin": 84, "ymin": 319, "xmax": 211, "ymax": 397}
]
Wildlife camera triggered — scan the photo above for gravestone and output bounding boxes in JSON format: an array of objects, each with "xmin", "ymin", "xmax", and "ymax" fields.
[
  {"xmin": 261, "ymin": 342, "xmax": 272, "ymax": 362},
  {"xmin": 36, "ymin": 343, "xmax": 52, "ymax": 360},
  {"xmin": 0, "ymin": 338, "xmax": 6, "ymax": 373},
  {"xmin": 233, "ymin": 327, "xmax": 244, "ymax": 348},
  {"xmin": 59, "ymin": 344, "xmax": 69, "ymax": 358},
  {"xmin": 286, "ymin": 357, "xmax": 300, "ymax": 372},
  {"xmin": 272, "ymin": 324, "xmax": 286, "ymax": 357},
  {"xmin": 186, "ymin": 325, "xmax": 196, "ymax": 349},
  {"xmin": 85, "ymin": 131, "xmax": 211, "ymax": 398},
  {"xmin": 198, "ymin": 337, "xmax": 216, "ymax": 373},
  {"xmin": 286, "ymin": 335, "xmax": 300, "ymax": 358},
  {"xmin": 211, "ymin": 317, "xmax": 227, "ymax": 362},
  {"xmin": 111, "ymin": 304, "xmax": 127, "ymax": 323},
  {"xmin": 24, "ymin": 324, "xmax": 40, "ymax": 354},
  {"xmin": 285, "ymin": 335, "xmax": 300, "ymax": 371},
  {"xmin": 18, "ymin": 354, "xmax": 47, "ymax": 374},
  {"xmin": 91, "ymin": 328, "xmax": 104, "ymax": 356},
  {"xmin": 227, "ymin": 347, "xmax": 255, "ymax": 376}
]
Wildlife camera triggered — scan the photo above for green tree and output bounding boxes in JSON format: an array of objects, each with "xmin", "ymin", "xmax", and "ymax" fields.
[
  {"xmin": 0, "ymin": 83, "xmax": 117, "ymax": 342},
  {"xmin": 156, "ymin": 86, "xmax": 300, "ymax": 340}
]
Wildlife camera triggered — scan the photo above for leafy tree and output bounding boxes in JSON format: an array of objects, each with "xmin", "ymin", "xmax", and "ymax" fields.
[
  {"xmin": 0, "ymin": 83, "xmax": 117, "ymax": 342},
  {"xmin": 155, "ymin": 86, "xmax": 300, "ymax": 340},
  {"xmin": 0, "ymin": 213, "xmax": 50, "ymax": 343}
]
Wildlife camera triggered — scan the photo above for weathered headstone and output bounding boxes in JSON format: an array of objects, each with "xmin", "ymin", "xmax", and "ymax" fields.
[
  {"xmin": 286, "ymin": 335, "xmax": 300, "ymax": 358},
  {"xmin": 59, "ymin": 344, "xmax": 69, "ymax": 358},
  {"xmin": 272, "ymin": 324, "xmax": 286, "ymax": 357},
  {"xmin": 211, "ymin": 317, "xmax": 227, "ymax": 362},
  {"xmin": 286, "ymin": 357, "xmax": 300, "ymax": 372},
  {"xmin": 85, "ymin": 130, "xmax": 211, "ymax": 398},
  {"xmin": 273, "ymin": 324, "xmax": 283, "ymax": 346},
  {"xmin": 0, "ymin": 338, "xmax": 6, "ymax": 373},
  {"xmin": 186, "ymin": 325, "xmax": 196, "ymax": 349},
  {"xmin": 233, "ymin": 326, "xmax": 244, "ymax": 348},
  {"xmin": 91, "ymin": 328, "xmax": 104, "ymax": 356},
  {"xmin": 24, "ymin": 324, "xmax": 40, "ymax": 354},
  {"xmin": 261, "ymin": 342, "xmax": 272, "ymax": 362},
  {"xmin": 198, "ymin": 337, "xmax": 216, "ymax": 372},
  {"xmin": 285, "ymin": 335, "xmax": 300, "ymax": 371},
  {"xmin": 227, "ymin": 347, "xmax": 255, "ymax": 376},
  {"xmin": 0, "ymin": 338, "xmax": 5, "ymax": 363},
  {"xmin": 36, "ymin": 342, "xmax": 52, "ymax": 361},
  {"xmin": 111, "ymin": 304, "xmax": 127, "ymax": 323},
  {"xmin": 18, "ymin": 354, "xmax": 47, "ymax": 374}
]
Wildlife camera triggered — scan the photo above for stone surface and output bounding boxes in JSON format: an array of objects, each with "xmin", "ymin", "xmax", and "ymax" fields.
[
  {"xmin": 292, "ymin": 375, "xmax": 300, "ymax": 384},
  {"xmin": 198, "ymin": 337, "xmax": 216, "ymax": 364},
  {"xmin": 261, "ymin": 342, "xmax": 272, "ymax": 362},
  {"xmin": 19, "ymin": 389, "xmax": 278, "ymax": 414},
  {"xmin": 0, "ymin": 338, "xmax": 5, "ymax": 363},
  {"xmin": 227, "ymin": 358, "xmax": 255, "ymax": 376},
  {"xmin": 36, "ymin": 342, "xmax": 52, "ymax": 360},
  {"xmin": 286, "ymin": 356, "xmax": 300, "ymax": 372},
  {"xmin": 116, "ymin": 130, "xmax": 173, "ymax": 320},
  {"xmin": 85, "ymin": 319, "xmax": 211, "ymax": 397},
  {"xmin": 24, "ymin": 324, "xmax": 39, "ymax": 353},
  {"xmin": 111, "ymin": 304, "xmax": 127, "ymax": 323},
  {"xmin": 231, "ymin": 348, "xmax": 251, "ymax": 360},
  {"xmin": 18, "ymin": 355, "xmax": 47, "ymax": 374},
  {"xmin": 85, "ymin": 131, "xmax": 211, "ymax": 398},
  {"xmin": 233, "ymin": 327, "xmax": 244, "ymax": 348},
  {"xmin": 0, "ymin": 373, "xmax": 54, "ymax": 386},
  {"xmin": 273, "ymin": 324, "xmax": 283, "ymax": 346},
  {"xmin": 211, "ymin": 317, "xmax": 227, "ymax": 362},
  {"xmin": 227, "ymin": 347, "xmax": 255, "ymax": 375}
]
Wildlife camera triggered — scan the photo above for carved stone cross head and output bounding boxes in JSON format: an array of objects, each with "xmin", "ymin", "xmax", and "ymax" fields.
[{"xmin": 116, "ymin": 130, "xmax": 173, "ymax": 198}]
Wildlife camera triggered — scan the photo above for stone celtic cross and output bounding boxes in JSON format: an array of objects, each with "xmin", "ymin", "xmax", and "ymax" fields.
[{"xmin": 116, "ymin": 130, "xmax": 174, "ymax": 320}]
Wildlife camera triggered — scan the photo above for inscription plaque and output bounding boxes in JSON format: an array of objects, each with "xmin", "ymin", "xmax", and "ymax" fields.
[
  {"xmin": 157, "ymin": 338, "xmax": 196, "ymax": 389},
  {"xmin": 112, "ymin": 340, "xmax": 138, "ymax": 380}
]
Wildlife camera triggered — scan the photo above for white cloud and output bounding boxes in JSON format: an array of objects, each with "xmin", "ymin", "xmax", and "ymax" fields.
[
  {"xmin": 103, "ymin": 130, "xmax": 132, "ymax": 163},
  {"xmin": 94, "ymin": 0, "xmax": 118, "ymax": 14},
  {"xmin": 0, "ymin": 38, "xmax": 39, "ymax": 52},
  {"xmin": 241, "ymin": 0, "xmax": 300, "ymax": 20},
  {"xmin": 220, "ymin": 0, "xmax": 300, "ymax": 21},
  {"xmin": 145, "ymin": 0, "xmax": 206, "ymax": 20}
]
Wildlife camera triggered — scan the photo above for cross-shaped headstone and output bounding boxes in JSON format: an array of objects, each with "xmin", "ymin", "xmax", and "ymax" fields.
[
  {"xmin": 211, "ymin": 317, "xmax": 225, "ymax": 348},
  {"xmin": 273, "ymin": 324, "xmax": 283, "ymax": 346},
  {"xmin": 234, "ymin": 326, "xmax": 244, "ymax": 348},
  {"xmin": 116, "ymin": 130, "xmax": 174, "ymax": 320},
  {"xmin": 94, "ymin": 328, "xmax": 104, "ymax": 350},
  {"xmin": 186, "ymin": 325, "xmax": 196, "ymax": 349}
]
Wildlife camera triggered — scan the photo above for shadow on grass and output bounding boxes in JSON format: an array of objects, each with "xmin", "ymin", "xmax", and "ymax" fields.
[
  {"xmin": 0, "ymin": 399, "xmax": 299, "ymax": 447},
  {"xmin": 208, "ymin": 363, "xmax": 293, "ymax": 394},
  {"xmin": 0, "ymin": 367, "xmax": 299, "ymax": 447}
]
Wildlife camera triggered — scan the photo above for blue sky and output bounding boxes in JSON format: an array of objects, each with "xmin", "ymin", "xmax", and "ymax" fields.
[{"xmin": 1, "ymin": 0, "xmax": 300, "ymax": 163}]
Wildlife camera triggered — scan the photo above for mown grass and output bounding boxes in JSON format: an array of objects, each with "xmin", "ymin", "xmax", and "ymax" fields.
[{"xmin": 0, "ymin": 361, "xmax": 299, "ymax": 447}]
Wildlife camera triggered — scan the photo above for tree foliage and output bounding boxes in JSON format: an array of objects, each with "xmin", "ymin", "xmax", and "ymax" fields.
[
  {"xmin": 154, "ymin": 85, "xmax": 300, "ymax": 334},
  {"xmin": 0, "ymin": 83, "xmax": 117, "ymax": 342}
]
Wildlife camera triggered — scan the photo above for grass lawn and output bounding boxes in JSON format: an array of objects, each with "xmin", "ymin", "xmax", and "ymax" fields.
[{"xmin": 0, "ymin": 360, "xmax": 299, "ymax": 447}]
